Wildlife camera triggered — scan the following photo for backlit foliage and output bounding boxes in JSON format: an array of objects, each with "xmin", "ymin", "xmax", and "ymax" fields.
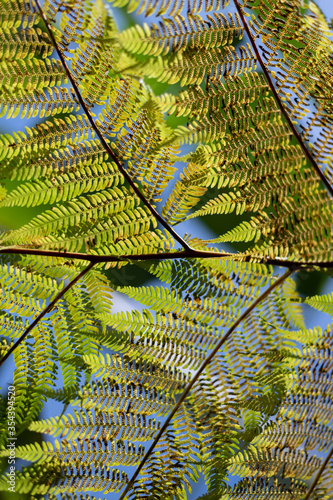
[{"xmin": 0, "ymin": 0, "xmax": 332, "ymax": 498}]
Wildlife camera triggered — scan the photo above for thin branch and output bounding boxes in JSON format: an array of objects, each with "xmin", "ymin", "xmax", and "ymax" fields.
[
  {"xmin": 118, "ymin": 268, "xmax": 294, "ymax": 500},
  {"xmin": 302, "ymin": 444, "xmax": 333, "ymax": 500},
  {"xmin": 1, "ymin": 245, "xmax": 333, "ymax": 269},
  {"xmin": 34, "ymin": 0, "xmax": 191, "ymax": 252},
  {"xmin": 234, "ymin": 0, "xmax": 333, "ymax": 198},
  {"xmin": 0, "ymin": 262, "xmax": 95, "ymax": 368}
]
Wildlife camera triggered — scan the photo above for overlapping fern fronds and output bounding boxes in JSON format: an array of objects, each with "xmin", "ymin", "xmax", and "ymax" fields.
[{"xmin": 0, "ymin": 0, "xmax": 332, "ymax": 499}]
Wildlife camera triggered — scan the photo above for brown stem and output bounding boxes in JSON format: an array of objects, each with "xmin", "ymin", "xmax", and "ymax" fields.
[
  {"xmin": 0, "ymin": 262, "xmax": 95, "ymax": 367},
  {"xmin": 302, "ymin": 445, "xmax": 333, "ymax": 500},
  {"xmin": 118, "ymin": 268, "xmax": 294, "ymax": 500},
  {"xmin": 34, "ymin": 0, "xmax": 191, "ymax": 252},
  {"xmin": 1, "ymin": 246, "xmax": 333, "ymax": 269},
  {"xmin": 234, "ymin": 0, "xmax": 333, "ymax": 198}
]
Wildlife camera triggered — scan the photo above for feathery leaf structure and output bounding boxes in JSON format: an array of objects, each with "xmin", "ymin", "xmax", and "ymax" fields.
[{"xmin": 0, "ymin": 0, "xmax": 332, "ymax": 498}]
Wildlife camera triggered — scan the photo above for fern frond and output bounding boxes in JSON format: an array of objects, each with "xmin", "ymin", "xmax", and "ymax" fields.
[
  {"xmin": 105, "ymin": 308, "xmax": 221, "ymax": 369},
  {"xmin": 119, "ymin": 284, "xmax": 236, "ymax": 327},
  {"xmin": 3, "ymin": 189, "xmax": 156, "ymax": 252},
  {"xmin": 0, "ymin": 57, "xmax": 65, "ymax": 94},
  {"xmin": 128, "ymin": 400, "xmax": 203, "ymax": 499},
  {"xmin": 162, "ymin": 162, "xmax": 208, "ymax": 224},
  {"xmin": 244, "ymin": 0, "xmax": 333, "ymax": 186},
  {"xmin": 138, "ymin": 42, "xmax": 256, "ymax": 86},
  {"xmin": 97, "ymin": 229, "xmax": 175, "ymax": 261},
  {"xmin": 253, "ymin": 417, "xmax": 333, "ymax": 454},
  {"xmin": 196, "ymin": 477, "xmax": 308, "ymax": 500},
  {"xmin": 191, "ymin": 169, "xmax": 321, "ymax": 218},
  {"xmin": 0, "ymin": 0, "xmax": 40, "ymax": 29},
  {"xmin": 29, "ymin": 407, "xmax": 159, "ymax": 443},
  {"xmin": 229, "ymin": 446, "xmax": 320, "ymax": 479},
  {"xmin": 97, "ymin": 77, "xmax": 146, "ymax": 136},
  {"xmin": 0, "ymin": 462, "xmax": 127, "ymax": 495},
  {"xmin": 305, "ymin": 292, "xmax": 333, "ymax": 316},
  {"xmin": 0, "ymin": 0, "xmax": 333, "ymax": 498},
  {"xmin": 10, "ymin": 324, "xmax": 56, "ymax": 429},
  {"xmin": 1, "ymin": 161, "xmax": 121, "ymax": 207},
  {"xmin": 0, "ymin": 311, "xmax": 28, "ymax": 338},
  {"xmin": 0, "ymin": 114, "xmax": 93, "ymax": 180},
  {"xmin": 76, "ymin": 376, "xmax": 175, "ymax": 417},
  {"xmin": 82, "ymin": 352, "xmax": 187, "ymax": 393},
  {"xmin": 0, "ymin": 86, "xmax": 79, "ymax": 119},
  {"xmin": 1, "ymin": 438, "xmax": 145, "ymax": 467},
  {"xmin": 118, "ymin": 13, "xmax": 243, "ymax": 57},
  {"xmin": 0, "ymin": 259, "xmax": 59, "ymax": 316}
]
